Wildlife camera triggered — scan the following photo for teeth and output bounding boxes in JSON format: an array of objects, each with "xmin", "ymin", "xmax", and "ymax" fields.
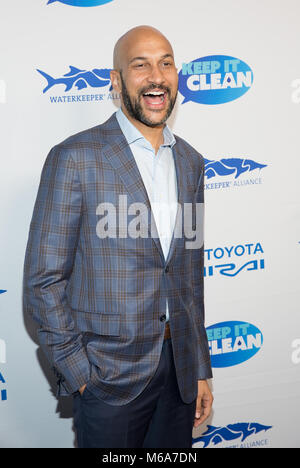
[{"xmin": 144, "ymin": 91, "xmax": 164, "ymax": 96}]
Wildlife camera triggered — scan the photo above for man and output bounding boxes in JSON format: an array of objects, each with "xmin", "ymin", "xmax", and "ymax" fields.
[{"xmin": 23, "ymin": 25, "xmax": 213, "ymax": 448}]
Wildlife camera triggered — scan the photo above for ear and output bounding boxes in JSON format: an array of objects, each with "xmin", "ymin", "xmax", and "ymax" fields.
[{"xmin": 110, "ymin": 70, "xmax": 122, "ymax": 94}]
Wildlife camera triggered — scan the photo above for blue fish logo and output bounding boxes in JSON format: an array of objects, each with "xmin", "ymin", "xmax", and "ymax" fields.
[
  {"xmin": 204, "ymin": 157, "xmax": 267, "ymax": 179},
  {"xmin": 0, "ymin": 290, "xmax": 6, "ymax": 294},
  {"xmin": 179, "ymin": 55, "xmax": 253, "ymax": 105},
  {"xmin": 47, "ymin": 0, "xmax": 113, "ymax": 7},
  {"xmin": 193, "ymin": 423, "xmax": 272, "ymax": 448},
  {"xmin": 37, "ymin": 66, "xmax": 112, "ymax": 93}
]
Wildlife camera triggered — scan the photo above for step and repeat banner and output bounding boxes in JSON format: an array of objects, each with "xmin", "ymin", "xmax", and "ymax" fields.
[{"xmin": 0, "ymin": 0, "xmax": 300, "ymax": 448}]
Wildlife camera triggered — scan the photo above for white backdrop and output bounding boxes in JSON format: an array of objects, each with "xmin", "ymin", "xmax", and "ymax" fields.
[{"xmin": 0, "ymin": 0, "xmax": 300, "ymax": 448}]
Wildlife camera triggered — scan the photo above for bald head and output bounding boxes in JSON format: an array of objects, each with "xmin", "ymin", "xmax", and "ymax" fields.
[{"xmin": 113, "ymin": 25, "xmax": 174, "ymax": 71}]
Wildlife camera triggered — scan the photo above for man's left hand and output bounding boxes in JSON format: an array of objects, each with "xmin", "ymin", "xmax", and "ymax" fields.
[{"xmin": 194, "ymin": 380, "xmax": 213, "ymax": 428}]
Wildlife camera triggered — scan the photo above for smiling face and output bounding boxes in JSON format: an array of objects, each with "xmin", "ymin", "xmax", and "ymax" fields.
[{"xmin": 111, "ymin": 26, "xmax": 178, "ymax": 128}]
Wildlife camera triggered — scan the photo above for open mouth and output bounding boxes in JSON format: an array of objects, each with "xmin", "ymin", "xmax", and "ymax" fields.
[{"xmin": 142, "ymin": 90, "xmax": 167, "ymax": 108}]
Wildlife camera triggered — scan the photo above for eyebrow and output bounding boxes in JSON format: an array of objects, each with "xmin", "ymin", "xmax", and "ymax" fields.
[{"xmin": 129, "ymin": 54, "xmax": 174, "ymax": 65}]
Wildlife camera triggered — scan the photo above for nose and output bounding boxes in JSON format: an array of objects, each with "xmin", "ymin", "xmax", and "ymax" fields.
[{"xmin": 147, "ymin": 63, "xmax": 165, "ymax": 85}]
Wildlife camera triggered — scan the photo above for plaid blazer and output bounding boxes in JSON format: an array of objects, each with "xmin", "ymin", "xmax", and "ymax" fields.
[{"xmin": 23, "ymin": 112, "xmax": 212, "ymax": 405}]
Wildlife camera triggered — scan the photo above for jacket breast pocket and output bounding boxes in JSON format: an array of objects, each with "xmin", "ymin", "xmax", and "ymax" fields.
[{"xmin": 74, "ymin": 311, "xmax": 121, "ymax": 336}]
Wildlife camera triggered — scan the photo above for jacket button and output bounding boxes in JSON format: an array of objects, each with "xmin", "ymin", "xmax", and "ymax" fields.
[
  {"xmin": 160, "ymin": 314, "xmax": 166, "ymax": 322},
  {"xmin": 165, "ymin": 266, "xmax": 169, "ymax": 273}
]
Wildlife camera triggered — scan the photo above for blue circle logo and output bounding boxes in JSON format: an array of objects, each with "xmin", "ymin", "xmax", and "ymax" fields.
[
  {"xmin": 47, "ymin": 0, "xmax": 113, "ymax": 7},
  {"xmin": 206, "ymin": 321, "xmax": 263, "ymax": 367},
  {"xmin": 179, "ymin": 55, "xmax": 253, "ymax": 105}
]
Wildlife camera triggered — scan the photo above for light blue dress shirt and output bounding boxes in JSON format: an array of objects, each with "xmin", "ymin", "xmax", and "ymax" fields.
[{"xmin": 116, "ymin": 108, "xmax": 178, "ymax": 322}]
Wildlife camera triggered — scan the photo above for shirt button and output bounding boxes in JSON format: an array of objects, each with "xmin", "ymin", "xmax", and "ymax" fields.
[{"xmin": 160, "ymin": 315, "xmax": 166, "ymax": 322}]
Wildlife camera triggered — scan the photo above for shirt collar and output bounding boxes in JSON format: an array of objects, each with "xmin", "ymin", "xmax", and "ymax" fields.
[{"xmin": 116, "ymin": 108, "xmax": 176, "ymax": 149}]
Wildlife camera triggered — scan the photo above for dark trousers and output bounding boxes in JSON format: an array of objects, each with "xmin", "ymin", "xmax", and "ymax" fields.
[{"xmin": 73, "ymin": 337, "xmax": 196, "ymax": 448}]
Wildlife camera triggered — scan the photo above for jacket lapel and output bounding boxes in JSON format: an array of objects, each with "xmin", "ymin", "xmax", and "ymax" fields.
[
  {"xmin": 101, "ymin": 115, "xmax": 164, "ymax": 262},
  {"xmin": 98, "ymin": 113, "xmax": 187, "ymax": 265}
]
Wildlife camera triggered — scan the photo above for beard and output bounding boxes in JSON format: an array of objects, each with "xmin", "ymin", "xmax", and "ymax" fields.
[{"xmin": 119, "ymin": 71, "xmax": 177, "ymax": 128}]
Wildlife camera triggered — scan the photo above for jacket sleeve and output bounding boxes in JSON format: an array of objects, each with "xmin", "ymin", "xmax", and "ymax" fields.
[
  {"xmin": 193, "ymin": 161, "xmax": 213, "ymax": 380},
  {"xmin": 23, "ymin": 145, "xmax": 90, "ymax": 395}
]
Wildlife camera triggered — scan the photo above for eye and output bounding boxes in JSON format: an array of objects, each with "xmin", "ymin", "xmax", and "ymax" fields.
[{"xmin": 134, "ymin": 62, "xmax": 147, "ymax": 69}]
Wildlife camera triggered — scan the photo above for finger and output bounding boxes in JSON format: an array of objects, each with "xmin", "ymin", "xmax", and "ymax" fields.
[
  {"xmin": 193, "ymin": 403, "xmax": 204, "ymax": 428},
  {"xmin": 193, "ymin": 399, "xmax": 212, "ymax": 428},
  {"xmin": 196, "ymin": 404, "xmax": 211, "ymax": 426},
  {"xmin": 195, "ymin": 397, "xmax": 203, "ymax": 419}
]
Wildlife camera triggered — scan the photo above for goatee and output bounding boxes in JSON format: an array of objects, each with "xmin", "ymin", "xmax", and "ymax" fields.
[{"xmin": 119, "ymin": 72, "xmax": 177, "ymax": 128}]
